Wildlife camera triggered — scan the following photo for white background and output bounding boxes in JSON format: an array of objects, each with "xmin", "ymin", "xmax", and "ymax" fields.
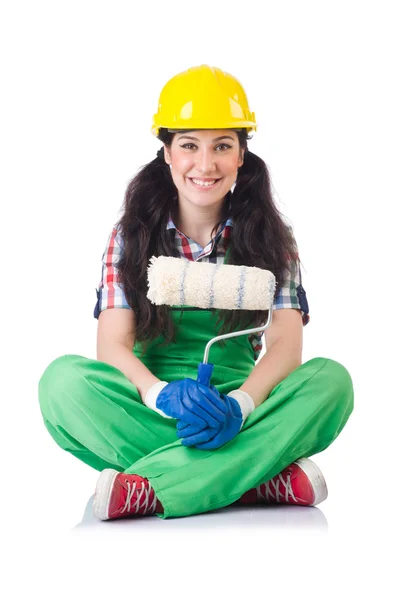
[{"xmin": 1, "ymin": 1, "xmax": 395, "ymax": 597}]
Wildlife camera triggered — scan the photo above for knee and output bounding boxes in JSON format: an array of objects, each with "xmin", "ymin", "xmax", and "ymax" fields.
[
  {"xmin": 38, "ymin": 354, "xmax": 82, "ymax": 417},
  {"xmin": 325, "ymin": 357, "xmax": 353, "ymax": 388},
  {"xmin": 321, "ymin": 357, "xmax": 354, "ymax": 415}
]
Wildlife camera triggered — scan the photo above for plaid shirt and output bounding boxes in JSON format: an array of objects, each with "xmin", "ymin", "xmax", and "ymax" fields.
[{"xmin": 94, "ymin": 216, "xmax": 310, "ymax": 361}]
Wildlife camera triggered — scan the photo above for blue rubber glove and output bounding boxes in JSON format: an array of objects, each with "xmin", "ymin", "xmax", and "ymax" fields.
[
  {"xmin": 177, "ymin": 389, "xmax": 255, "ymax": 450},
  {"xmin": 175, "ymin": 379, "xmax": 222, "ymax": 439},
  {"xmin": 144, "ymin": 379, "xmax": 227, "ymax": 430}
]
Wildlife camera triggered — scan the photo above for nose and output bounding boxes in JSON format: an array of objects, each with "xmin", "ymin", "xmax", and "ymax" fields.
[{"xmin": 195, "ymin": 149, "xmax": 217, "ymax": 174}]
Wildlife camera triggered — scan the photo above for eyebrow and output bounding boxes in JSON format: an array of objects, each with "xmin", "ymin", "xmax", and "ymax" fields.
[{"xmin": 177, "ymin": 135, "xmax": 235, "ymax": 142}]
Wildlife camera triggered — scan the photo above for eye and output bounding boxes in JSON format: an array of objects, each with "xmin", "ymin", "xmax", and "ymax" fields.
[{"xmin": 179, "ymin": 144, "xmax": 232, "ymax": 151}]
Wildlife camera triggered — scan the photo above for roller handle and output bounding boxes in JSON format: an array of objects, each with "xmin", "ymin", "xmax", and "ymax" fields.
[{"xmin": 197, "ymin": 362, "xmax": 214, "ymax": 386}]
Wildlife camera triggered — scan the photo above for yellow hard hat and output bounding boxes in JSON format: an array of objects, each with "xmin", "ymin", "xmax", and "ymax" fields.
[{"xmin": 151, "ymin": 64, "xmax": 257, "ymax": 136}]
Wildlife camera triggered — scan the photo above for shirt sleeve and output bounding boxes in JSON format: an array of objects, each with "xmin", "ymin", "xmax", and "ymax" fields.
[
  {"xmin": 93, "ymin": 225, "xmax": 132, "ymax": 319},
  {"xmin": 273, "ymin": 253, "xmax": 310, "ymax": 325}
]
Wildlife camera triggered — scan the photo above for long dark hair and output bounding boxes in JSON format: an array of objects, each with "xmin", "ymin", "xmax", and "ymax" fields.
[{"xmin": 115, "ymin": 128, "xmax": 300, "ymax": 355}]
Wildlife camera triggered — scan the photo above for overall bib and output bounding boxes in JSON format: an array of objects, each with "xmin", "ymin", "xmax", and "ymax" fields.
[{"xmin": 38, "ymin": 299, "xmax": 354, "ymax": 518}]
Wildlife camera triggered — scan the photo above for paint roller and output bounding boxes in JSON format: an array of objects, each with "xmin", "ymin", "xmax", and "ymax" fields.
[{"xmin": 146, "ymin": 255, "xmax": 276, "ymax": 386}]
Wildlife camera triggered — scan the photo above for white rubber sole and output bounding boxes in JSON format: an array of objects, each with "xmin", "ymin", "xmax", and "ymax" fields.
[
  {"xmin": 93, "ymin": 468, "xmax": 119, "ymax": 520},
  {"xmin": 294, "ymin": 457, "xmax": 328, "ymax": 505}
]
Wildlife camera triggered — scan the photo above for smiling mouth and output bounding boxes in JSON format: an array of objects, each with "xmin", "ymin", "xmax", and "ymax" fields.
[{"xmin": 187, "ymin": 177, "xmax": 222, "ymax": 189}]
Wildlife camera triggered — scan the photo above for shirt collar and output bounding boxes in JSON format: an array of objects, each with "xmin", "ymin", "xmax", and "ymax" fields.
[{"xmin": 166, "ymin": 214, "xmax": 234, "ymax": 231}]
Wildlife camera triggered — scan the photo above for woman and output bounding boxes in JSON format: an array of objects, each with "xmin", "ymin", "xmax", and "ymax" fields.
[{"xmin": 38, "ymin": 64, "xmax": 354, "ymax": 521}]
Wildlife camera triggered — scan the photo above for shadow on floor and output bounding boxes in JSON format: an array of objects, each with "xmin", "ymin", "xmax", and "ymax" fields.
[{"xmin": 72, "ymin": 495, "xmax": 328, "ymax": 533}]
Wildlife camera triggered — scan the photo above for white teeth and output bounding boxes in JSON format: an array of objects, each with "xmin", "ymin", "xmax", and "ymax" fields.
[{"xmin": 191, "ymin": 178, "xmax": 218, "ymax": 187}]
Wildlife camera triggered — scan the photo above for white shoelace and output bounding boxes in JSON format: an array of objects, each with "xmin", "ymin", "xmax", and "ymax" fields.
[
  {"xmin": 256, "ymin": 471, "xmax": 298, "ymax": 503},
  {"xmin": 121, "ymin": 479, "xmax": 157, "ymax": 515}
]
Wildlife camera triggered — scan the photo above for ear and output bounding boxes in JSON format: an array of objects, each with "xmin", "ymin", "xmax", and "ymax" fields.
[
  {"xmin": 163, "ymin": 145, "xmax": 172, "ymax": 166},
  {"xmin": 238, "ymin": 151, "xmax": 245, "ymax": 168}
]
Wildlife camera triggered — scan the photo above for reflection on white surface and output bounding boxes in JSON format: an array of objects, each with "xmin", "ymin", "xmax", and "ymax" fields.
[{"xmin": 72, "ymin": 495, "xmax": 328, "ymax": 532}]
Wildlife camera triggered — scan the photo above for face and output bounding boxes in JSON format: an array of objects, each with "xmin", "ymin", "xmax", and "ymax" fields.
[{"xmin": 163, "ymin": 129, "xmax": 245, "ymax": 210}]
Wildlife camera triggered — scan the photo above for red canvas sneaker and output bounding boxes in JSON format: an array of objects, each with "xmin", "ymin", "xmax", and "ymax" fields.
[
  {"xmin": 238, "ymin": 458, "xmax": 328, "ymax": 507},
  {"xmin": 93, "ymin": 469, "xmax": 163, "ymax": 520}
]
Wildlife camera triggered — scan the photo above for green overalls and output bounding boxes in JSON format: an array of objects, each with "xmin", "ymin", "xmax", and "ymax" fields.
[{"xmin": 38, "ymin": 294, "xmax": 354, "ymax": 518}]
